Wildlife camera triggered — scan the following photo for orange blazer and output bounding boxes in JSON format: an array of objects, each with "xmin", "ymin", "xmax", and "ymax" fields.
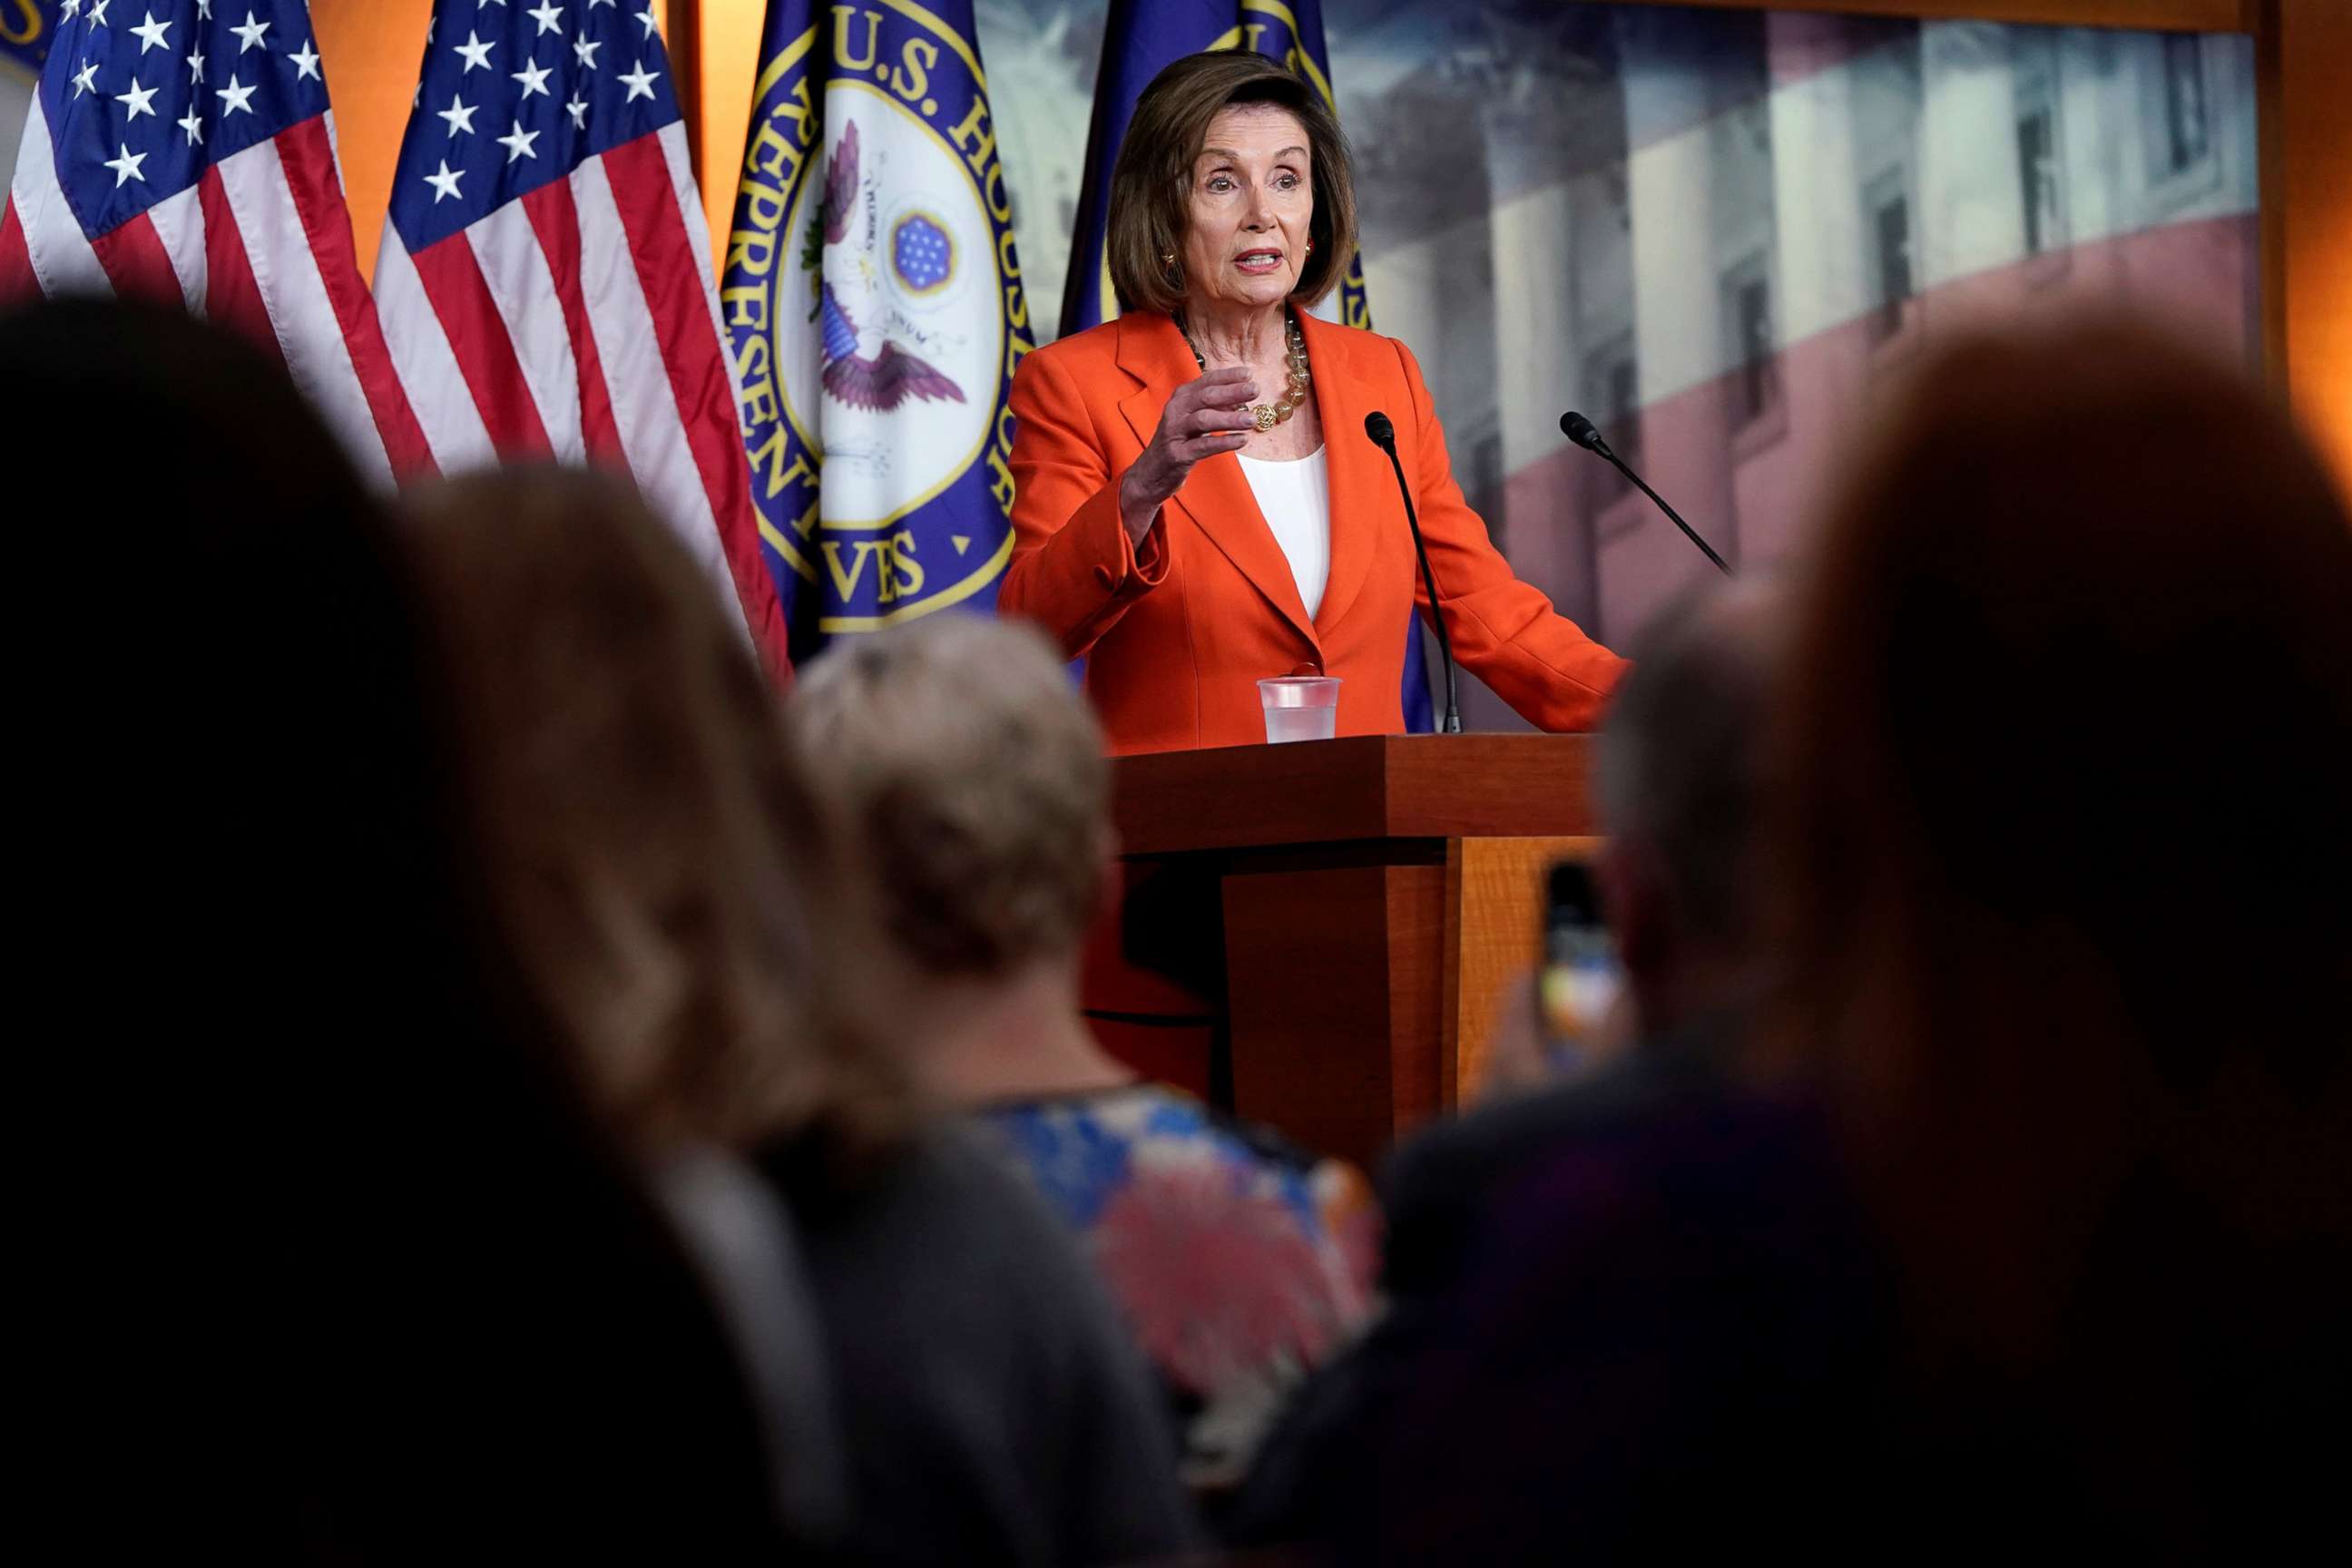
[{"xmin": 1000, "ymin": 310, "xmax": 1629, "ymax": 755}]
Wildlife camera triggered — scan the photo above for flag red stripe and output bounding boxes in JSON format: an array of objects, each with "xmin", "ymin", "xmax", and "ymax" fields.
[
  {"xmin": 86, "ymin": 211, "xmax": 181, "ymax": 306},
  {"xmin": 404, "ymin": 231, "xmax": 555, "ymax": 456},
  {"xmin": 520, "ymin": 179, "xmax": 627, "ymax": 466},
  {"xmin": 0, "ymin": 199, "xmax": 33, "ymax": 301},
  {"xmin": 273, "ymin": 117, "xmax": 438, "ymax": 480},
  {"xmin": 196, "ymin": 169, "xmax": 289, "ymax": 369},
  {"xmin": 598, "ymin": 134, "xmax": 790, "ymax": 683}
]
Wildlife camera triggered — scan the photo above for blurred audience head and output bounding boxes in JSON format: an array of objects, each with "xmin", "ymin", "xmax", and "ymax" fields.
[
  {"xmin": 1774, "ymin": 313, "xmax": 2350, "ymax": 1534},
  {"xmin": 794, "ymin": 613, "xmax": 1112, "ymax": 981},
  {"xmin": 1595, "ymin": 577, "xmax": 1781, "ymax": 1036},
  {"xmin": 791, "ymin": 614, "xmax": 1126, "ymax": 1102},
  {"xmin": 404, "ymin": 465, "xmax": 905, "ymax": 1157},
  {"xmin": 6, "ymin": 300, "xmax": 779, "ymax": 1552}
]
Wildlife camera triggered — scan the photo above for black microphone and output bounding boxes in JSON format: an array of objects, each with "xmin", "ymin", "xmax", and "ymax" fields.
[
  {"xmin": 1559, "ymin": 410, "xmax": 1732, "ymax": 575},
  {"xmin": 1366, "ymin": 410, "xmax": 1462, "ymax": 734}
]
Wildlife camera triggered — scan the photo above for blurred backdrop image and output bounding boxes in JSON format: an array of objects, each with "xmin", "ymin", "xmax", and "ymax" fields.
[{"xmin": 976, "ymin": 1, "xmax": 2260, "ymax": 727}]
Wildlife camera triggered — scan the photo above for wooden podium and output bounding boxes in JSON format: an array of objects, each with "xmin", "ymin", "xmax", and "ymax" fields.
[{"xmin": 1099, "ymin": 735, "xmax": 1602, "ymax": 1167}]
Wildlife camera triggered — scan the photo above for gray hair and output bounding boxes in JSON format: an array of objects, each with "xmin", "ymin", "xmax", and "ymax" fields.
[
  {"xmin": 790, "ymin": 614, "xmax": 1109, "ymax": 977},
  {"xmin": 1595, "ymin": 578, "xmax": 1782, "ymax": 946}
]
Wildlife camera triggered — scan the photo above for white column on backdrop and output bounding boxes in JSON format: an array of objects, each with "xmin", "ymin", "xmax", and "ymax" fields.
[
  {"xmin": 1609, "ymin": 10, "xmax": 1740, "ymax": 633},
  {"xmin": 1917, "ymin": 21, "xmax": 2026, "ymax": 292}
]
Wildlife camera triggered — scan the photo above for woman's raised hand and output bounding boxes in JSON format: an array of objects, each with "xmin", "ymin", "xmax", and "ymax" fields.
[{"xmin": 1118, "ymin": 365, "xmax": 1259, "ymax": 542}]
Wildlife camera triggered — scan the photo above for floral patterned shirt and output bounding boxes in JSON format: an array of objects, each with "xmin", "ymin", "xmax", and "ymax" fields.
[{"xmin": 975, "ymin": 1085, "xmax": 1381, "ymax": 1489}]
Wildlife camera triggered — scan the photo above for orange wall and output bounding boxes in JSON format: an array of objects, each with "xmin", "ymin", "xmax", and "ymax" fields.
[
  {"xmin": 315, "ymin": 1, "xmax": 676, "ymax": 282},
  {"xmin": 695, "ymin": 0, "xmax": 766, "ymax": 261},
  {"xmin": 313, "ymin": 0, "xmax": 431, "ymax": 283},
  {"xmin": 2270, "ymin": 0, "xmax": 2352, "ymax": 491}
]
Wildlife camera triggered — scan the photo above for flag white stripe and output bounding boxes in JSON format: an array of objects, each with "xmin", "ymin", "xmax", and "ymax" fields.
[
  {"xmin": 9, "ymin": 98, "xmax": 112, "ymax": 298},
  {"xmin": 373, "ymin": 224, "xmax": 498, "ymax": 471},
  {"xmin": 570, "ymin": 151, "xmax": 744, "ymax": 632},
  {"xmin": 215, "ymin": 137, "xmax": 395, "ymax": 488},
  {"xmin": 143, "ymin": 184, "xmax": 209, "ymax": 318},
  {"xmin": 656, "ymin": 121, "xmax": 737, "ymax": 427},
  {"xmin": 464, "ymin": 200, "xmax": 585, "ymax": 462}
]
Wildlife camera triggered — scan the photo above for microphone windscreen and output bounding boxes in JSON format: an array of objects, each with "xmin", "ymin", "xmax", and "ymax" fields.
[
  {"xmin": 1363, "ymin": 411, "xmax": 1396, "ymax": 447},
  {"xmin": 1560, "ymin": 411, "xmax": 1602, "ymax": 450}
]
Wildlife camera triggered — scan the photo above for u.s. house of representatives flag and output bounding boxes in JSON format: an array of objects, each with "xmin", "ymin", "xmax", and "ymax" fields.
[
  {"xmin": 720, "ymin": 0, "xmax": 1031, "ymax": 652},
  {"xmin": 2, "ymin": 1, "xmax": 432, "ymax": 484},
  {"xmin": 377, "ymin": 0, "xmax": 788, "ymax": 675}
]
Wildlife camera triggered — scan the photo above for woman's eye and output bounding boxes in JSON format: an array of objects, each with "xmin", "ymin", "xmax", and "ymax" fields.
[{"xmin": 1208, "ymin": 177, "xmax": 1234, "ymax": 192}]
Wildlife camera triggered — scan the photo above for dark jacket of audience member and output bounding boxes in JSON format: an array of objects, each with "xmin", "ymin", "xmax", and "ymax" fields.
[
  {"xmin": 1248, "ymin": 318, "xmax": 2352, "ymax": 1561},
  {"xmin": 8, "ymin": 301, "xmax": 785, "ymax": 1558},
  {"xmin": 407, "ymin": 471, "xmax": 1198, "ymax": 1566},
  {"xmin": 1234, "ymin": 579, "xmax": 1793, "ymax": 1551}
]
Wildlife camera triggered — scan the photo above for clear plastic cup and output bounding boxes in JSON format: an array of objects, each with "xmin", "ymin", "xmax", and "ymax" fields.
[{"xmin": 1258, "ymin": 675, "xmax": 1342, "ymax": 743}]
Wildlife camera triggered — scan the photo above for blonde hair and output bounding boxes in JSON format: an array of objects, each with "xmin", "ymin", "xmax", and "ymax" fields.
[
  {"xmin": 405, "ymin": 466, "xmax": 905, "ymax": 1155},
  {"xmin": 791, "ymin": 614, "xmax": 1109, "ymax": 977},
  {"xmin": 1107, "ymin": 50, "xmax": 1357, "ymax": 317}
]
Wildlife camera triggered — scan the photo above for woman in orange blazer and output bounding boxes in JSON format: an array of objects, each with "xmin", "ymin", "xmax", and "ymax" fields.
[{"xmin": 1000, "ymin": 52, "xmax": 1628, "ymax": 756}]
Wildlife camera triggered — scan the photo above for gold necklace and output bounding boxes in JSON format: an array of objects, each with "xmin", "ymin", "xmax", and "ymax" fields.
[{"xmin": 1180, "ymin": 309, "xmax": 1311, "ymax": 433}]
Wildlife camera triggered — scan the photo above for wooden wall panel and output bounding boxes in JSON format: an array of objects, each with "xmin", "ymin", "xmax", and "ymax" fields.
[
  {"xmin": 2263, "ymin": 0, "xmax": 2352, "ymax": 493},
  {"xmin": 1642, "ymin": 0, "xmax": 2250, "ymax": 28}
]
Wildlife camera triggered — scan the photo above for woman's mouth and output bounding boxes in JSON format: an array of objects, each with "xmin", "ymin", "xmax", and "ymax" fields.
[{"xmin": 1233, "ymin": 249, "xmax": 1285, "ymax": 274}]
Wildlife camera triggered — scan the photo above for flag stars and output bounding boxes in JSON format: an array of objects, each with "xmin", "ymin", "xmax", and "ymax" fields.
[
  {"xmin": 497, "ymin": 120, "xmax": 541, "ymax": 163},
  {"xmin": 620, "ymin": 59, "xmax": 660, "ymax": 103},
  {"xmin": 177, "ymin": 105, "xmax": 205, "ymax": 145},
  {"xmin": 425, "ymin": 159, "xmax": 466, "ymax": 203},
  {"xmin": 230, "ymin": 10, "xmax": 271, "ymax": 54},
  {"xmin": 437, "ymin": 93, "xmax": 478, "ymax": 137},
  {"xmin": 635, "ymin": 7, "xmax": 659, "ymax": 41},
  {"xmin": 513, "ymin": 58, "xmax": 553, "ymax": 99},
  {"xmin": 104, "ymin": 143, "xmax": 149, "ymax": 188},
  {"xmin": 288, "ymin": 39, "xmax": 322, "ymax": 82},
  {"xmin": 186, "ymin": 49, "xmax": 206, "ymax": 83},
  {"xmin": 216, "ymin": 73, "xmax": 258, "ymax": 116},
  {"xmin": 114, "ymin": 79, "xmax": 159, "ymax": 121},
  {"xmin": 129, "ymin": 10, "xmax": 172, "ymax": 54},
  {"xmin": 87, "ymin": 0, "xmax": 112, "ymax": 26},
  {"xmin": 197, "ymin": 0, "xmax": 211, "ymax": 19},
  {"xmin": 573, "ymin": 34, "xmax": 603, "ymax": 72},
  {"xmin": 564, "ymin": 94, "xmax": 589, "ymax": 131},
  {"xmin": 527, "ymin": 2, "xmax": 565, "ymax": 36},
  {"xmin": 71, "ymin": 60, "xmax": 100, "ymax": 98},
  {"xmin": 454, "ymin": 31, "xmax": 495, "ymax": 74}
]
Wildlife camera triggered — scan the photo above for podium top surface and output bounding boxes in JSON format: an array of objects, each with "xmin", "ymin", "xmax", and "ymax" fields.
[{"xmin": 1110, "ymin": 733, "xmax": 1599, "ymax": 856}]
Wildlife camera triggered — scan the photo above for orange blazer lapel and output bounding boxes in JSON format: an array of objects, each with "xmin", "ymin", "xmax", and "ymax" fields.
[
  {"xmin": 1304, "ymin": 311, "xmax": 1384, "ymax": 633},
  {"xmin": 1114, "ymin": 312, "xmax": 1318, "ymax": 649}
]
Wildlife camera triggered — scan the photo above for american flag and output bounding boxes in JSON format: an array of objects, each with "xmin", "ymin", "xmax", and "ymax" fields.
[
  {"xmin": 0, "ymin": 2, "xmax": 431, "ymax": 485},
  {"xmin": 376, "ymin": 1, "xmax": 788, "ymax": 676}
]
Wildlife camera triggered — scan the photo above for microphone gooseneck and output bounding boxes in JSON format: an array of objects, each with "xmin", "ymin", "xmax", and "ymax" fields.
[
  {"xmin": 1558, "ymin": 409, "xmax": 1732, "ymax": 575},
  {"xmin": 1366, "ymin": 410, "xmax": 1463, "ymax": 734}
]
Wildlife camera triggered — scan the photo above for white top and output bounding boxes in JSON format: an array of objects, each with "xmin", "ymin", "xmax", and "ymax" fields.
[{"xmin": 1237, "ymin": 446, "xmax": 1332, "ymax": 620}]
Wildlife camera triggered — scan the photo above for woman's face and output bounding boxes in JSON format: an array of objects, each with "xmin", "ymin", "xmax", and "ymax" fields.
[{"xmin": 1180, "ymin": 104, "xmax": 1314, "ymax": 318}]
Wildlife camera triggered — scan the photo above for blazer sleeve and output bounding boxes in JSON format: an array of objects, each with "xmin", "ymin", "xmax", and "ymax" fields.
[
  {"xmin": 997, "ymin": 348, "xmax": 1171, "ymax": 660},
  {"xmin": 1395, "ymin": 338, "xmax": 1630, "ymax": 731}
]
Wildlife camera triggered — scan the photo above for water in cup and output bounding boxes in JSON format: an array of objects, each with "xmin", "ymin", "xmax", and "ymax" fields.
[{"xmin": 1258, "ymin": 675, "xmax": 1341, "ymax": 743}]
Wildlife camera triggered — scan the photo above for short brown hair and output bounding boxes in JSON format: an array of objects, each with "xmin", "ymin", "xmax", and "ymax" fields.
[
  {"xmin": 1107, "ymin": 50, "xmax": 1357, "ymax": 317},
  {"xmin": 1771, "ymin": 315, "xmax": 2352, "ymax": 1366},
  {"xmin": 791, "ymin": 615, "xmax": 1110, "ymax": 977},
  {"xmin": 405, "ymin": 466, "xmax": 906, "ymax": 1156}
]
